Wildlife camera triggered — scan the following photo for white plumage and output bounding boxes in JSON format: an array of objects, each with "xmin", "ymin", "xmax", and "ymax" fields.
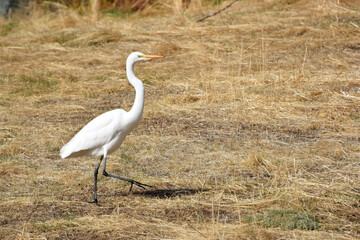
[
  {"xmin": 60, "ymin": 109, "xmax": 127, "ymax": 158},
  {"xmin": 60, "ymin": 52, "xmax": 164, "ymax": 204}
]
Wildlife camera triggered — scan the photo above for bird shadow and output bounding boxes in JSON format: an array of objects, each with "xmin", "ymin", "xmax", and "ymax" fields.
[
  {"xmin": 134, "ymin": 188, "xmax": 209, "ymax": 199},
  {"xmin": 112, "ymin": 188, "xmax": 209, "ymax": 199}
]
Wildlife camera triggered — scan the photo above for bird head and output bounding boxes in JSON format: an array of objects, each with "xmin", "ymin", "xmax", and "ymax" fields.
[{"xmin": 129, "ymin": 52, "xmax": 164, "ymax": 63}]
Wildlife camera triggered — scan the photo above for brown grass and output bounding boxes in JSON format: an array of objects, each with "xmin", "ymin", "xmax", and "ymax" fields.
[{"xmin": 1, "ymin": 0, "xmax": 360, "ymax": 239}]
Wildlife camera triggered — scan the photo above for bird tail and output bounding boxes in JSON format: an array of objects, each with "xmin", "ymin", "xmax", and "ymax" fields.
[{"xmin": 60, "ymin": 144, "xmax": 70, "ymax": 158}]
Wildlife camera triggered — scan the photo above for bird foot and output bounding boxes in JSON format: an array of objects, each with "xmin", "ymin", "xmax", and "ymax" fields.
[
  {"xmin": 129, "ymin": 180, "xmax": 152, "ymax": 192},
  {"xmin": 87, "ymin": 199, "xmax": 99, "ymax": 205},
  {"xmin": 101, "ymin": 170, "xmax": 151, "ymax": 192}
]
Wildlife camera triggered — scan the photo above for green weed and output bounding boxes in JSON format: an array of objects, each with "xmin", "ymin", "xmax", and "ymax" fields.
[
  {"xmin": 0, "ymin": 21, "xmax": 17, "ymax": 36},
  {"xmin": 246, "ymin": 209, "xmax": 320, "ymax": 230},
  {"xmin": 104, "ymin": 9, "xmax": 133, "ymax": 18},
  {"xmin": 12, "ymin": 73, "xmax": 59, "ymax": 96}
]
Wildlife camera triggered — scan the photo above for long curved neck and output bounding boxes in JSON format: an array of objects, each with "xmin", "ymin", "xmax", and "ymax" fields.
[{"xmin": 127, "ymin": 59, "xmax": 145, "ymax": 121}]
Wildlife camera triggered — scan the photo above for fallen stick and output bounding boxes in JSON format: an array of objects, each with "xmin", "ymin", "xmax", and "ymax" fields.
[{"xmin": 196, "ymin": 0, "xmax": 240, "ymax": 22}]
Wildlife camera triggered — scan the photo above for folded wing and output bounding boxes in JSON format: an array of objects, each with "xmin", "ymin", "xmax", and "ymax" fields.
[{"xmin": 60, "ymin": 109, "xmax": 125, "ymax": 158}]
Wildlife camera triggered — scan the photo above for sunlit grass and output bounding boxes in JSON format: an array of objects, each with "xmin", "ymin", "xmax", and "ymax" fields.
[{"xmin": 0, "ymin": 0, "xmax": 359, "ymax": 239}]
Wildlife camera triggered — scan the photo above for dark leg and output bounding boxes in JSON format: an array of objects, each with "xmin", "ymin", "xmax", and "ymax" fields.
[
  {"xmin": 88, "ymin": 156, "xmax": 103, "ymax": 204},
  {"xmin": 102, "ymin": 155, "xmax": 151, "ymax": 192}
]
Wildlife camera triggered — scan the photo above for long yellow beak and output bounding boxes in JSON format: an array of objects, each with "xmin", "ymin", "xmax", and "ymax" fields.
[{"xmin": 140, "ymin": 55, "xmax": 164, "ymax": 59}]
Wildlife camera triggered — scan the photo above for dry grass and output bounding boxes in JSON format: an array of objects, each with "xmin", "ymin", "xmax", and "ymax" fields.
[{"xmin": 1, "ymin": 0, "xmax": 360, "ymax": 239}]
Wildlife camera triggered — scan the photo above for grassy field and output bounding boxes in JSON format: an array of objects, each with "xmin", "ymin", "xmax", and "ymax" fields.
[{"xmin": 1, "ymin": 0, "xmax": 360, "ymax": 239}]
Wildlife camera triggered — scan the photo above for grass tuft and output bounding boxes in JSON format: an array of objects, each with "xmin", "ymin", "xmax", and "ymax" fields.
[
  {"xmin": 247, "ymin": 209, "xmax": 321, "ymax": 230},
  {"xmin": 0, "ymin": 21, "xmax": 17, "ymax": 36},
  {"xmin": 12, "ymin": 73, "xmax": 59, "ymax": 96},
  {"xmin": 104, "ymin": 9, "xmax": 133, "ymax": 18}
]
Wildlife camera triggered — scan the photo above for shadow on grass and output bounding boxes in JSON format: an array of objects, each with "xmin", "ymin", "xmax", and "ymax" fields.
[
  {"xmin": 109, "ymin": 188, "xmax": 209, "ymax": 199},
  {"xmin": 132, "ymin": 188, "xmax": 209, "ymax": 198}
]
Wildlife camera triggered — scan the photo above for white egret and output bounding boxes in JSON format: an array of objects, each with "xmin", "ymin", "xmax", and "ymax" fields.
[{"xmin": 60, "ymin": 52, "xmax": 164, "ymax": 204}]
